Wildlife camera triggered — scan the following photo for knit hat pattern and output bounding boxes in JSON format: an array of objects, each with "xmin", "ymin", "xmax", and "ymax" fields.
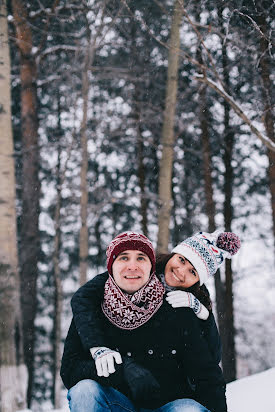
[
  {"xmin": 106, "ymin": 231, "xmax": 156, "ymax": 274},
  {"xmin": 172, "ymin": 230, "xmax": 241, "ymax": 285}
]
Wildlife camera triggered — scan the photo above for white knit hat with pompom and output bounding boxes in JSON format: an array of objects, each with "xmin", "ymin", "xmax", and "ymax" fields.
[{"xmin": 172, "ymin": 230, "xmax": 241, "ymax": 285}]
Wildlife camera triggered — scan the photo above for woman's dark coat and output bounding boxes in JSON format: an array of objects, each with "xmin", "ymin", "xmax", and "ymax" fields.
[{"xmin": 61, "ymin": 272, "xmax": 226, "ymax": 412}]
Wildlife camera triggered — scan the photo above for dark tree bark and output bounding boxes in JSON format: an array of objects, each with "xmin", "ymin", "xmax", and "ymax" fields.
[
  {"xmin": 196, "ymin": 50, "xmax": 228, "ymax": 378},
  {"xmin": 52, "ymin": 95, "xmax": 62, "ymax": 409},
  {"xmin": 194, "ymin": 2, "xmax": 237, "ymax": 382},
  {"xmin": 12, "ymin": 0, "xmax": 40, "ymax": 404},
  {"xmin": 222, "ymin": 102, "xmax": 236, "ymax": 383},
  {"xmin": 79, "ymin": 18, "xmax": 95, "ymax": 286},
  {"xmin": 219, "ymin": 4, "xmax": 236, "ymax": 382}
]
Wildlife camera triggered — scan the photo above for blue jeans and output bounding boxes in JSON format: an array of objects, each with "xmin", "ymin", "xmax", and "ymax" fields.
[{"xmin": 67, "ymin": 379, "xmax": 210, "ymax": 412}]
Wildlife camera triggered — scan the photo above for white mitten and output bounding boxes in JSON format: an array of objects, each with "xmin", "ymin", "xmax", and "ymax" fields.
[
  {"xmin": 90, "ymin": 347, "xmax": 122, "ymax": 377},
  {"xmin": 166, "ymin": 291, "xmax": 209, "ymax": 320}
]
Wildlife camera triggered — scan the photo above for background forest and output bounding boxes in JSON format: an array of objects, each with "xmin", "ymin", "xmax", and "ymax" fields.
[{"xmin": 0, "ymin": 0, "xmax": 274, "ymax": 411}]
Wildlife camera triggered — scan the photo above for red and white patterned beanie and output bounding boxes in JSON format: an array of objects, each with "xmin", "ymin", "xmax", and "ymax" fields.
[
  {"xmin": 172, "ymin": 230, "xmax": 241, "ymax": 285},
  {"xmin": 106, "ymin": 231, "xmax": 156, "ymax": 275}
]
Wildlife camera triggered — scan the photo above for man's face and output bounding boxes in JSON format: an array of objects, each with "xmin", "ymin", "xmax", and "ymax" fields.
[{"xmin": 112, "ymin": 250, "xmax": 152, "ymax": 294}]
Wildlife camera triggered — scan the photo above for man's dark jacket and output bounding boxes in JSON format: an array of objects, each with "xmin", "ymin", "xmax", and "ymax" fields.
[{"xmin": 61, "ymin": 273, "xmax": 227, "ymax": 412}]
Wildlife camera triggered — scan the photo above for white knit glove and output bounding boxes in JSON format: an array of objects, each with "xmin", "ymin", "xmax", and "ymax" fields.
[
  {"xmin": 90, "ymin": 347, "xmax": 122, "ymax": 377},
  {"xmin": 166, "ymin": 291, "xmax": 209, "ymax": 320}
]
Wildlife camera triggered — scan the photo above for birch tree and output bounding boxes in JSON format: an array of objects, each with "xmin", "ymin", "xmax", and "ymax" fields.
[{"xmin": 0, "ymin": 1, "xmax": 28, "ymax": 410}]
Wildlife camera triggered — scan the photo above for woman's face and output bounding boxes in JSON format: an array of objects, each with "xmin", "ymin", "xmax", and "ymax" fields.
[{"xmin": 164, "ymin": 254, "xmax": 200, "ymax": 288}]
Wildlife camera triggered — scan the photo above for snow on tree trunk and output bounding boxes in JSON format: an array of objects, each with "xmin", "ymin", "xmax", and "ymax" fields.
[
  {"xmin": 0, "ymin": 1, "xmax": 28, "ymax": 410},
  {"xmin": 157, "ymin": 0, "xmax": 183, "ymax": 253}
]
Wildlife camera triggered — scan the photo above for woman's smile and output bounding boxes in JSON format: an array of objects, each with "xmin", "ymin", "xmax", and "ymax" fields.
[{"xmin": 165, "ymin": 254, "xmax": 200, "ymax": 288}]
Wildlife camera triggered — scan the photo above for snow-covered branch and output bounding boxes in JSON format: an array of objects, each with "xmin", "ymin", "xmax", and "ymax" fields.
[
  {"xmin": 195, "ymin": 74, "xmax": 275, "ymax": 152},
  {"xmin": 37, "ymin": 45, "xmax": 80, "ymax": 62}
]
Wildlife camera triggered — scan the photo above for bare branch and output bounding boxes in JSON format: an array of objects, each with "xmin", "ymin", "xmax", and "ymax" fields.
[
  {"xmin": 231, "ymin": 9, "xmax": 271, "ymax": 42},
  {"xmin": 34, "ymin": 0, "xmax": 61, "ymax": 57},
  {"xmin": 119, "ymin": 0, "xmax": 206, "ymax": 72},
  {"xmin": 178, "ymin": 0, "xmax": 225, "ymax": 87},
  {"xmin": 195, "ymin": 74, "xmax": 275, "ymax": 152},
  {"xmin": 37, "ymin": 44, "xmax": 80, "ymax": 61}
]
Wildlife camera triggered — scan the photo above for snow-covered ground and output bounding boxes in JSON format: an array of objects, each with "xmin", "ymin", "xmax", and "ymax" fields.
[
  {"xmin": 227, "ymin": 367, "xmax": 275, "ymax": 412},
  {"xmin": 18, "ymin": 367, "xmax": 275, "ymax": 412}
]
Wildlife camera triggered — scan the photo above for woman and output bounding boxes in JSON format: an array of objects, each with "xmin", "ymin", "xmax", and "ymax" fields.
[
  {"xmin": 61, "ymin": 230, "xmax": 240, "ymax": 411},
  {"xmin": 70, "ymin": 230, "xmax": 240, "ymax": 375}
]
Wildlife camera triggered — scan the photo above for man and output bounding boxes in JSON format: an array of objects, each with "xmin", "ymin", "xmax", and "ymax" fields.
[{"xmin": 61, "ymin": 232, "xmax": 227, "ymax": 411}]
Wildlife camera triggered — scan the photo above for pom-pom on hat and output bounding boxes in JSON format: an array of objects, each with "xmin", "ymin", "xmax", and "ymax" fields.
[
  {"xmin": 172, "ymin": 230, "xmax": 241, "ymax": 285},
  {"xmin": 106, "ymin": 231, "xmax": 156, "ymax": 275}
]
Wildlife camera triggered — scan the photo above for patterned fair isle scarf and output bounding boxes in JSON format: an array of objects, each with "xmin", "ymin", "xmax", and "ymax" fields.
[{"xmin": 102, "ymin": 273, "xmax": 165, "ymax": 330}]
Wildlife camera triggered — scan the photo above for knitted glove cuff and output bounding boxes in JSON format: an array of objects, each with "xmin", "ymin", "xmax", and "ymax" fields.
[
  {"xmin": 92, "ymin": 347, "xmax": 114, "ymax": 361},
  {"xmin": 189, "ymin": 293, "xmax": 202, "ymax": 315}
]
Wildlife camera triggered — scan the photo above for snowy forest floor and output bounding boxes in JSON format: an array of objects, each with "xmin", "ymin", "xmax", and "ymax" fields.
[{"xmin": 17, "ymin": 367, "xmax": 275, "ymax": 412}]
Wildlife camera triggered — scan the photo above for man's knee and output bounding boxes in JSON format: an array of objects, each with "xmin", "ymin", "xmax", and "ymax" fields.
[
  {"xmin": 69, "ymin": 379, "xmax": 100, "ymax": 395},
  {"xmin": 68, "ymin": 379, "xmax": 101, "ymax": 400},
  {"xmin": 163, "ymin": 398, "xmax": 209, "ymax": 412},
  {"xmin": 182, "ymin": 399, "xmax": 209, "ymax": 412}
]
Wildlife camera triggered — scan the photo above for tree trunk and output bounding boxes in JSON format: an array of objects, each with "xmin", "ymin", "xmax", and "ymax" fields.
[
  {"xmin": 52, "ymin": 96, "xmax": 62, "ymax": 409},
  {"xmin": 79, "ymin": 25, "xmax": 95, "ymax": 286},
  {"xmin": 0, "ymin": 2, "xmax": 28, "ymax": 410},
  {"xmin": 219, "ymin": 4, "xmax": 236, "ymax": 382},
  {"xmin": 79, "ymin": 71, "xmax": 89, "ymax": 286},
  {"xmin": 171, "ymin": 172, "xmax": 181, "ymax": 245},
  {"xmin": 197, "ymin": 46, "xmax": 227, "ymax": 377},
  {"xmin": 257, "ymin": 13, "xmax": 275, "ymax": 251},
  {"xmin": 137, "ymin": 131, "xmax": 148, "ymax": 236},
  {"xmin": 222, "ymin": 112, "xmax": 236, "ymax": 382},
  {"xmin": 11, "ymin": 0, "xmax": 40, "ymax": 405},
  {"xmin": 94, "ymin": 217, "xmax": 103, "ymax": 270},
  {"xmin": 133, "ymin": 85, "xmax": 148, "ymax": 236},
  {"xmin": 199, "ymin": 82, "xmax": 216, "ymax": 233},
  {"xmin": 195, "ymin": 2, "xmax": 236, "ymax": 382},
  {"xmin": 157, "ymin": 0, "xmax": 183, "ymax": 253},
  {"xmin": 194, "ymin": 0, "xmax": 227, "ymax": 367}
]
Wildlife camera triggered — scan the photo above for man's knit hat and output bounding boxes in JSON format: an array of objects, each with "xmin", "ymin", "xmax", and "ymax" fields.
[
  {"xmin": 172, "ymin": 230, "xmax": 241, "ymax": 285},
  {"xmin": 106, "ymin": 231, "xmax": 156, "ymax": 275}
]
